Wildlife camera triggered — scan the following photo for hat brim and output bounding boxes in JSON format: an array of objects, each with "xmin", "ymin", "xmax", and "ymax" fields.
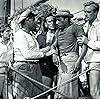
[
  {"xmin": 18, "ymin": 16, "xmax": 26, "ymax": 24},
  {"xmin": 55, "ymin": 14, "xmax": 73, "ymax": 18}
]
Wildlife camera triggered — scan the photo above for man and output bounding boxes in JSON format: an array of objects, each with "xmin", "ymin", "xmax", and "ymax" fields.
[
  {"xmin": 37, "ymin": 15, "xmax": 58, "ymax": 98},
  {"xmin": 0, "ymin": 26, "xmax": 13, "ymax": 98},
  {"xmin": 13, "ymin": 9, "xmax": 49, "ymax": 99},
  {"xmin": 78, "ymin": 1, "xmax": 100, "ymax": 99},
  {"xmin": 54, "ymin": 10, "xmax": 85, "ymax": 99}
]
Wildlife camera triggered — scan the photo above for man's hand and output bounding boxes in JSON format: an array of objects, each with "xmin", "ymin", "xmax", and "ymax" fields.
[
  {"xmin": 60, "ymin": 61, "xmax": 68, "ymax": 73},
  {"xmin": 77, "ymin": 35, "xmax": 89, "ymax": 45},
  {"xmin": 72, "ymin": 60, "xmax": 81, "ymax": 73},
  {"xmin": 45, "ymin": 49, "xmax": 56, "ymax": 56},
  {"xmin": 40, "ymin": 46, "xmax": 50, "ymax": 53}
]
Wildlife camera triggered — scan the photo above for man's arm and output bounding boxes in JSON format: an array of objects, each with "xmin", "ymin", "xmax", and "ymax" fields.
[
  {"xmin": 73, "ymin": 24, "xmax": 88, "ymax": 73},
  {"xmin": 78, "ymin": 44, "xmax": 88, "ymax": 62},
  {"xmin": 73, "ymin": 44, "xmax": 88, "ymax": 73},
  {"xmin": 40, "ymin": 46, "xmax": 50, "ymax": 53},
  {"xmin": 86, "ymin": 40, "xmax": 100, "ymax": 50},
  {"xmin": 80, "ymin": 35, "xmax": 100, "ymax": 50},
  {"xmin": 44, "ymin": 34, "xmax": 58, "ymax": 56}
]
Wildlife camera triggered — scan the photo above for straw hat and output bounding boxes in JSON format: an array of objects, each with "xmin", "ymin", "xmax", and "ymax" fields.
[{"xmin": 55, "ymin": 10, "xmax": 73, "ymax": 18}]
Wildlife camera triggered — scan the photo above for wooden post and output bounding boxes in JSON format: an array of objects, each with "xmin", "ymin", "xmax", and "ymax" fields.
[
  {"xmin": 22, "ymin": 0, "xmax": 23, "ymax": 9},
  {"xmin": 0, "ymin": 0, "xmax": 6, "ymax": 25}
]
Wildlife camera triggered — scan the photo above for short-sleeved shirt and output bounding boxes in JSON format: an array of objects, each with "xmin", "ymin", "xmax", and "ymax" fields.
[{"xmin": 56, "ymin": 24, "xmax": 84, "ymax": 55}]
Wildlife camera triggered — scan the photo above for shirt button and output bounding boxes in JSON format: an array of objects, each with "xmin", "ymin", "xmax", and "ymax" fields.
[{"xmin": 44, "ymin": 63, "xmax": 46, "ymax": 65}]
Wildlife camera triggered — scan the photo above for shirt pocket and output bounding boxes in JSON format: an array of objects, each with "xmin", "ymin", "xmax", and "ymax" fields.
[{"xmin": 18, "ymin": 63, "xmax": 33, "ymax": 74}]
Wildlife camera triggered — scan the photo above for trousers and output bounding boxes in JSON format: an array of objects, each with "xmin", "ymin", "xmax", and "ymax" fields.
[
  {"xmin": 55, "ymin": 52, "xmax": 79, "ymax": 99},
  {"xmin": 88, "ymin": 62, "xmax": 100, "ymax": 99},
  {"xmin": 13, "ymin": 62, "xmax": 43, "ymax": 99}
]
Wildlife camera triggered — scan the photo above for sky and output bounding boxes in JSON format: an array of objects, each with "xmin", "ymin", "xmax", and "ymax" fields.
[
  {"xmin": 47, "ymin": 0, "xmax": 100, "ymax": 18},
  {"xmin": 11, "ymin": 0, "xmax": 100, "ymax": 19}
]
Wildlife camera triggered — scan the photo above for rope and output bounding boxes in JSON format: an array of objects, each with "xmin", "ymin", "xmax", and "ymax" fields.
[
  {"xmin": 33, "ymin": 64, "xmax": 98, "ymax": 99},
  {"xmin": 10, "ymin": 66, "xmax": 68, "ymax": 98},
  {"xmin": 73, "ymin": 10, "xmax": 84, "ymax": 15},
  {"xmin": 2, "ymin": 62, "xmax": 100, "ymax": 98},
  {"xmin": 2, "ymin": 1, "xmax": 100, "ymax": 99}
]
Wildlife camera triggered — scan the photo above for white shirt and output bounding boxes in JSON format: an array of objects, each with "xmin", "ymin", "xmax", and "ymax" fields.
[
  {"xmin": 46, "ymin": 31, "xmax": 55, "ymax": 45},
  {"xmin": 13, "ymin": 29, "xmax": 44, "ymax": 61},
  {"xmin": 0, "ymin": 42, "xmax": 7, "ymax": 61},
  {"xmin": 83, "ymin": 18, "xmax": 100, "ymax": 62},
  {"xmin": 0, "ymin": 40, "xmax": 13, "ymax": 74}
]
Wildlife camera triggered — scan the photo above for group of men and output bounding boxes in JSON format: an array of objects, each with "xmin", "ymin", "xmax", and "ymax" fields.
[{"xmin": 0, "ymin": 0, "xmax": 100, "ymax": 99}]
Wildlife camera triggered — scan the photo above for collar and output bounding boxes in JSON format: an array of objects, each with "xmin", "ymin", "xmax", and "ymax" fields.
[
  {"xmin": 84, "ymin": 18, "xmax": 99, "ymax": 27},
  {"xmin": 92, "ymin": 18, "xmax": 99, "ymax": 26}
]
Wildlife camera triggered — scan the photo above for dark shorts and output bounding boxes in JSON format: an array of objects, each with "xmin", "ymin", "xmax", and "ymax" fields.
[{"xmin": 39, "ymin": 57, "xmax": 58, "ymax": 79}]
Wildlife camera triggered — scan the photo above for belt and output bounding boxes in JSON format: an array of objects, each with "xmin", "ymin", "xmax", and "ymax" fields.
[
  {"xmin": 60, "ymin": 52, "xmax": 78, "ymax": 57},
  {"xmin": 15, "ymin": 60, "xmax": 39, "ymax": 64}
]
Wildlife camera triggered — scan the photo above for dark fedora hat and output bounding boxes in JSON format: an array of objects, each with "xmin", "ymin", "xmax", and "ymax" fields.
[{"xmin": 55, "ymin": 10, "xmax": 74, "ymax": 18}]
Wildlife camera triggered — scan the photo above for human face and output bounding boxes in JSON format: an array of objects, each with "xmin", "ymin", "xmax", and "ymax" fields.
[
  {"xmin": 84, "ymin": 5, "xmax": 97, "ymax": 22},
  {"xmin": 56, "ymin": 16, "xmax": 69, "ymax": 29},
  {"xmin": 27, "ymin": 17, "xmax": 36, "ymax": 31},
  {"xmin": 46, "ymin": 16, "xmax": 55, "ymax": 30},
  {"xmin": 36, "ymin": 19, "xmax": 41, "ymax": 32},
  {"xmin": 56, "ymin": 17, "xmax": 64, "ymax": 28}
]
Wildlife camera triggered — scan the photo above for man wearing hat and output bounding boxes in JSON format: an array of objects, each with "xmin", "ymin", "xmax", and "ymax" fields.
[
  {"xmin": 13, "ymin": 9, "xmax": 50, "ymax": 99},
  {"xmin": 54, "ymin": 10, "xmax": 85, "ymax": 98}
]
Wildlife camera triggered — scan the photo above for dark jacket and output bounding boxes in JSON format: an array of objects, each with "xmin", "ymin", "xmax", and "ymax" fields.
[{"xmin": 37, "ymin": 32, "xmax": 58, "ymax": 78}]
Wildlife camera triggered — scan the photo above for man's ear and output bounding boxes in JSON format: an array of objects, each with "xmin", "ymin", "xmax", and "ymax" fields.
[{"xmin": 94, "ymin": 11, "xmax": 98, "ymax": 16}]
